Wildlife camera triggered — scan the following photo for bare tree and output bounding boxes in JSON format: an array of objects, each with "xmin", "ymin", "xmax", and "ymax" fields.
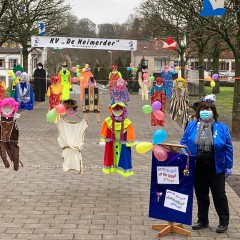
[{"xmin": 0, "ymin": 0, "xmax": 71, "ymax": 72}]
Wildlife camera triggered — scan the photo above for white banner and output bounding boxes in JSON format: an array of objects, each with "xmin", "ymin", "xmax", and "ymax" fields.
[{"xmin": 31, "ymin": 36, "xmax": 137, "ymax": 51}]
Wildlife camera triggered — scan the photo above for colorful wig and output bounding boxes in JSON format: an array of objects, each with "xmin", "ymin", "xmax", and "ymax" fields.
[{"xmin": 0, "ymin": 98, "xmax": 19, "ymax": 116}]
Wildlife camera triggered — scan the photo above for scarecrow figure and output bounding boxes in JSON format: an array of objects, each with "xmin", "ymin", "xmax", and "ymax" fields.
[
  {"xmin": 170, "ymin": 77, "xmax": 189, "ymax": 128},
  {"xmin": 58, "ymin": 62, "xmax": 71, "ymax": 100},
  {"xmin": 100, "ymin": 101, "xmax": 136, "ymax": 177},
  {"xmin": 161, "ymin": 65, "xmax": 173, "ymax": 99},
  {"xmin": 138, "ymin": 65, "xmax": 151, "ymax": 101},
  {"xmin": 109, "ymin": 65, "xmax": 122, "ymax": 94}
]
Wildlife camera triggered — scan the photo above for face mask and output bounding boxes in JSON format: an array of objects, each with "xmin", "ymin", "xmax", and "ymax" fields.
[
  {"xmin": 200, "ymin": 110, "xmax": 212, "ymax": 120},
  {"xmin": 38, "ymin": 66, "xmax": 42, "ymax": 69},
  {"xmin": 1, "ymin": 105, "xmax": 14, "ymax": 117}
]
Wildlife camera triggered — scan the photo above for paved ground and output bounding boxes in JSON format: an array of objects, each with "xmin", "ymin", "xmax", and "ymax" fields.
[{"xmin": 0, "ymin": 91, "xmax": 240, "ymax": 240}]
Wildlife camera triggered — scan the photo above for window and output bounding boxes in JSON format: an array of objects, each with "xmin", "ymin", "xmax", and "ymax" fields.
[
  {"xmin": 0, "ymin": 59, "xmax": 5, "ymax": 69},
  {"xmin": 231, "ymin": 62, "xmax": 235, "ymax": 71},
  {"xmin": 219, "ymin": 62, "xmax": 229, "ymax": 71},
  {"xmin": 9, "ymin": 59, "xmax": 18, "ymax": 69},
  {"xmin": 156, "ymin": 60, "xmax": 166, "ymax": 71}
]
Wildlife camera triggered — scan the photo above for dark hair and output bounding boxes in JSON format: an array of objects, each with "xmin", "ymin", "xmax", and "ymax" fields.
[
  {"xmin": 62, "ymin": 99, "xmax": 78, "ymax": 111},
  {"xmin": 142, "ymin": 65, "xmax": 147, "ymax": 69},
  {"xmin": 195, "ymin": 101, "xmax": 218, "ymax": 121}
]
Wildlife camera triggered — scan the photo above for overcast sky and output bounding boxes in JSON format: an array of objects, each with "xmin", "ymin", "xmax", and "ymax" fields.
[{"xmin": 69, "ymin": 0, "xmax": 143, "ymax": 25}]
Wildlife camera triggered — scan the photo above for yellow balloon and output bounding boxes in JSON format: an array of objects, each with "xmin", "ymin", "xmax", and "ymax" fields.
[
  {"xmin": 175, "ymin": 66, "xmax": 180, "ymax": 71},
  {"xmin": 210, "ymin": 80, "xmax": 216, "ymax": 88},
  {"xmin": 75, "ymin": 68, "xmax": 79, "ymax": 73},
  {"xmin": 85, "ymin": 64, "xmax": 89, "ymax": 68},
  {"xmin": 136, "ymin": 142, "xmax": 153, "ymax": 154},
  {"xmin": 81, "ymin": 68, "xmax": 86, "ymax": 72},
  {"xmin": 8, "ymin": 70, "xmax": 14, "ymax": 76}
]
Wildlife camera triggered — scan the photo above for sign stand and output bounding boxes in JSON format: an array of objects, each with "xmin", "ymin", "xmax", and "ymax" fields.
[
  {"xmin": 150, "ymin": 143, "xmax": 193, "ymax": 238},
  {"xmin": 152, "ymin": 221, "xmax": 191, "ymax": 237}
]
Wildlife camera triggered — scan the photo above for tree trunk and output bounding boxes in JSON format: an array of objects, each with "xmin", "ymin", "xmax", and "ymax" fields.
[
  {"xmin": 198, "ymin": 51, "xmax": 205, "ymax": 98},
  {"xmin": 22, "ymin": 48, "xmax": 29, "ymax": 73},
  {"xmin": 232, "ymin": 56, "xmax": 240, "ymax": 138},
  {"xmin": 180, "ymin": 52, "xmax": 185, "ymax": 78},
  {"xmin": 212, "ymin": 44, "xmax": 220, "ymax": 94}
]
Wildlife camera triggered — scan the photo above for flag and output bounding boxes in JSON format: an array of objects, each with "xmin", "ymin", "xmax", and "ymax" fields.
[
  {"xmin": 162, "ymin": 38, "xmax": 177, "ymax": 50},
  {"xmin": 39, "ymin": 22, "xmax": 46, "ymax": 36},
  {"xmin": 200, "ymin": 0, "xmax": 226, "ymax": 17}
]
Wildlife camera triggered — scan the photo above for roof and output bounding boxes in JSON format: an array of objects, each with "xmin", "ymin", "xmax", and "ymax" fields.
[
  {"xmin": 134, "ymin": 40, "xmax": 178, "ymax": 59},
  {"xmin": 0, "ymin": 46, "xmax": 20, "ymax": 54},
  {"xmin": 220, "ymin": 51, "xmax": 234, "ymax": 59}
]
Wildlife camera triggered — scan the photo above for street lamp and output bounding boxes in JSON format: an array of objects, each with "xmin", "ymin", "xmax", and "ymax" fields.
[{"xmin": 108, "ymin": 51, "xmax": 112, "ymax": 68}]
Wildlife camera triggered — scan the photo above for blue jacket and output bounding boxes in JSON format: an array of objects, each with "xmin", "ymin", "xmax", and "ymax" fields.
[{"xmin": 180, "ymin": 120, "xmax": 233, "ymax": 174}]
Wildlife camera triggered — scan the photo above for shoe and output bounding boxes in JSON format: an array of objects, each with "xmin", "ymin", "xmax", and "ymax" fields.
[
  {"xmin": 216, "ymin": 225, "xmax": 228, "ymax": 233},
  {"xmin": 192, "ymin": 222, "xmax": 209, "ymax": 230}
]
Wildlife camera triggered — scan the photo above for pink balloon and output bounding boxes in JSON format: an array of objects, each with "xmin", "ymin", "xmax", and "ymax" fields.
[
  {"xmin": 153, "ymin": 110, "xmax": 164, "ymax": 121},
  {"xmin": 55, "ymin": 104, "xmax": 66, "ymax": 114},
  {"xmin": 152, "ymin": 101, "xmax": 162, "ymax": 111},
  {"xmin": 130, "ymin": 62, "xmax": 134, "ymax": 68},
  {"xmin": 71, "ymin": 67, "xmax": 76, "ymax": 72},
  {"xmin": 72, "ymin": 77, "xmax": 79, "ymax": 82},
  {"xmin": 143, "ymin": 73, "xmax": 149, "ymax": 80},
  {"xmin": 143, "ymin": 79, "xmax": 149, "ymax": 84},
  {"xmin": 153, "ymin": 145, "xmax": 168, "ymax": 161}
]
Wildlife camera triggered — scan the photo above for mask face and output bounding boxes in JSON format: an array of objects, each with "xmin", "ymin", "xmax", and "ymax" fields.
[
  {"xmin": 178, "ymin": 82, "xmax": 183, "ymax": 88},
  {"xmin": 200, "ymin": 110, "xmax": 212, "ymax": 120},
  {"xmin": 38, "ymin": 66, "xmax": 42, "ymax": 69},
  {"xmin": 112, "ymin": 105, "xmax": 123, "ymax": 117},
  {"xmin": 2, "ymin": 105, "xmax": 14, "ymax": 117}
]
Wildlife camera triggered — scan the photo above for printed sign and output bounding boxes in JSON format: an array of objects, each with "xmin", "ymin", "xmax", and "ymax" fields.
[
  {"xmin": 31, "ymin": 36, "xmax": 137, "ymax": 51},
  {"xmin": 164, "ymin": 189, "xmax": 188, "ymax": 213},
  {"xmin": 157, "ymin": 166, "xmax": 179, "ymax": 184},
  {"xmin": 200, "ymin": 0, "xmax": 226, "ymax": 16}
]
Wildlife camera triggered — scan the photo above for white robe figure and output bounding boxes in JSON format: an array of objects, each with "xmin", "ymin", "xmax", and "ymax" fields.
[{"xmin": 57, "ymin": 118, "xmax": 88, "ymax": 173}]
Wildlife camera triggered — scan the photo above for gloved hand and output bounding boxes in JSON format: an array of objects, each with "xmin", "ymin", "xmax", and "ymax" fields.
[{"xmin": 225, "ymin": 168, "xmax": 232, "ymax": 178}]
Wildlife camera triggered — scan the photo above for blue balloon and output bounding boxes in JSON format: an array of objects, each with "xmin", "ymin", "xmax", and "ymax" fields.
[
  {"xmin": 126, "ymin": 67, "xmax": 131, "ymax": 71},
  {"xmin": 152, "ymin": 129, "xmax": 167, "ymax": 144}
]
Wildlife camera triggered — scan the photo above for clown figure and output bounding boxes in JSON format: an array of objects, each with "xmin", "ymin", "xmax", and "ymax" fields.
[
  {"xmin": 0, "ymin": 98, "xmax": 21, "ymax": 171},
  {"xmin": 161, "ymin": 65, "xmax": 173, "ymax": 99},
  {"xmin": 14, "ymin": 72, "xmax": 34, "ymax": 110},
  {"xmin": 138, "ymin": 65, "xmax": 151, "ymax": 101},
  {"xmin": 58, "ymin": 62, "xmax": 71, "ymax": 101},
  {"xmin": 47, "ymin": 76, "xmax": 63, "ymax": 110},
  {"xmin": 110, "ymin": 78, "xmax": 130, "ymax": 117},
  {"xmin": 82, "ymin": 77, "xmax": 101, "ymax": 123},
  {"xmin": 150, "ymin": 77, "xmax": 166, "ymax": 126},
  {"xmin": 170, "ymin": 77, "xmax": 189, "ymax": 128},
  {"xmin": 57, "ymin": 99, "xmax": 88, "ymax": 173},
  {"xmin": 109, "ymin": 65, "xmax": 122, "ymax": 94},
  {"xmin": 80, "ymin": 64, "xmax": 93, "ymax": 101},
  {"xmin": 100, "ymin": 102, "xmax": 136, "ymax": 177}
]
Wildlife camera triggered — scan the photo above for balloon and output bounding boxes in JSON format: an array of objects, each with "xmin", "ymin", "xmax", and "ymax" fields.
[
  {"xmin": 142, "ymin": 105, "xmax": 153, "ymax": 114},
  {"xmin": 136, "ymin": 142, "xmax": 153, "ymax": 154},
  {"xmin": 8, "ymin": 70, "xmax": 14, "ymax": 76},
  {"xmin": 175, "ymin": 66, "xmax": 180, "ymax": 71},
  {"xmin": 210, "ymin": 80, "xmax": 216, "ymax": 88},
  {"xmin": 130, "ymin": 63, "xmax": 134, "ymax": 68},
  {"xmin": 11, "ymin": 76, "xmax": 17, "ymax": 81},
  {"xmin": 153, "ymin": 110, "xmax": 164, "ymax": 121},
  {"xmin": 76, "ymin": 65, "xmax": 80, "ymax": 68},
  {"xmin": 87, "ymin": 67, "xmax": 91, "ymax": 71},
  {"xmin": 72, "ymin": 77, "xmax": 79, "ymax": 82},
  {"xmin": 143, "ymin": 73, "xmax": 148, "ymax": 80},
  {"xmin": 75, "ymin": 68, "xmax": 80, "ymax": 73},
  {"xmin": 15, "ymin": 71, "xmax": 21, "ymax": 76},
  {"xmin": 71, "ymin": 67, "xmax": 76, "ymax": 72},
  {"xmin": 212, "ymin": 73, "xmax": 219, "ymax": 80},
  {"xmin": 172, "ymin": 70, "xmax": 176, "ymax": 74},
  {"xmin": 55, "ymin": 104, "xmax": 66, "ymax": 114},
  {"xmin": 126, "ymin": 67, "xmax": 131, "ymax": 71},
  {"xmin": 205, "ymin": 76, "xmax": 212, "ymax": 81},
  {"xmin": 143, "ymin": 79, "xmax": 149, "ymax": 84},
  {"xmin": 152, "ymin": 101, "xmax": 162, "ymax": 111},
  {"xmin": 153, "ymin": 145, "xmax": 168, "ymax": 161},
  {"xmin": 148, "ymin": 76, "xmax": 155, "ymax": 82},
  {"xmin": 152, "ymin": 129, "xmax": 167, "ymax": 144},
  {"xmin": 81, "ymin": 68, "xmax": 86, "ymax": 72},
  {"xmin": 46, "ymin": 108, "xmax": 57, "ymax": 122},
  {"xmin": 76, "ymin": 72, "xmax": 81, "ymax": 78}
]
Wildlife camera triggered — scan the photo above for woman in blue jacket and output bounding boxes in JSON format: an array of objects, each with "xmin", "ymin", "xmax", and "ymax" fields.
[{"xmin": 180, "ymin": 95, "xmax": 233, "ymax": 234}]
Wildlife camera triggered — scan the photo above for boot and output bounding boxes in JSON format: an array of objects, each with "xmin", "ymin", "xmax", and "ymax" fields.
[{"xmin": 2, "ymin": 159, "xmax": 10, "ymax": 168}]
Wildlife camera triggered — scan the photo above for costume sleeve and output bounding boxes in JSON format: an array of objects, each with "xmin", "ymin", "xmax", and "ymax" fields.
[
  {"xmin": 118, "ymin": 72, "xmax": 122, "ymax": 78},
  {"xmin": 224, "ymin": 127, "xmax": 233, "ymax": 169},
  {"xmin": 47, "ymin": 86, "xmax": 50, "ymax": 96},
  {"xmin": 100, "ymin": 121, "xmax": 108, "ymax": 142},
  {"xmin": 29, "ymin": 84, "xmax": 34, "ymax": 108},
  {"xmin": 126, "ymin": 124, "xmax": 136, "ymax": 147},
  {"xmin": 180, "ymin": 123, "xmax": 190, "ymax": 146},
  {"xmin": 150, "ymin": 86, "xmax": 154, "ymax": 95},
  {"xmin": 108, "ymin": 72, "xmax": 111, "ymax": 80},
  {"xmin": 58, "ymin": 72, "xmax": 61, "ymax": 83},
  {"xmin": 3, "ymin": 82, "xmax": 6, "ymax": 90}
]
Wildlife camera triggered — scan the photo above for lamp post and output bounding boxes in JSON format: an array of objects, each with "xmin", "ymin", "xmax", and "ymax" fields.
[{"xmin": 108, "ymin": 51, "xmax": 112, "ymax": 68}]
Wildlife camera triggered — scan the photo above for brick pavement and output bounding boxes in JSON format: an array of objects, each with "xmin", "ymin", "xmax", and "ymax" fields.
[{"xmin": 0, "ymin": 92, "xmax": 239, "ymax": 239}]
